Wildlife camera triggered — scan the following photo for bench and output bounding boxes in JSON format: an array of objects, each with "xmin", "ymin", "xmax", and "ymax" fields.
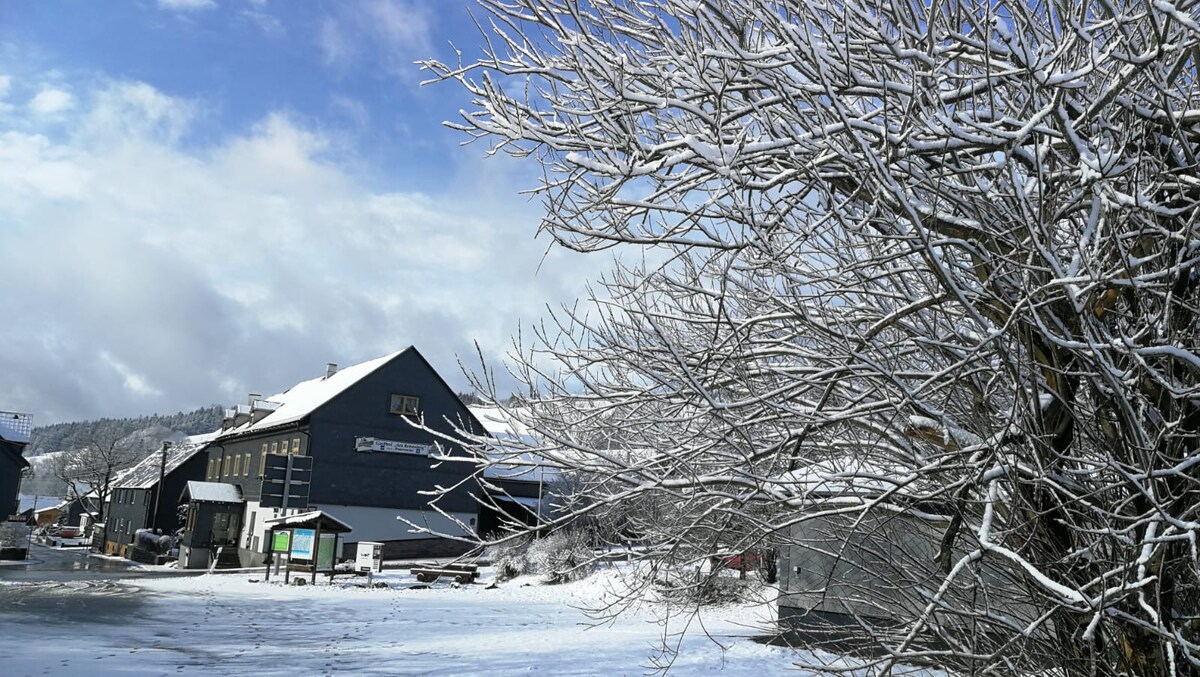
[{"xmin": 410, "ymin": 562, "xmax": 479, "ymax": 584}]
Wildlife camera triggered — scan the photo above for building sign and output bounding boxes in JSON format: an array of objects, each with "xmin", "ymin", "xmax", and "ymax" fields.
[
  {"xmin": 271, "ymin": 531, "xmax": 290, "ymax": 552},
  {"xmin": 291, "ymin": 528, "xmax": 315, "ymax": 560},
  {"xmin": 354, "ymin": 437, "xmax": 433, "ymax": 456}
]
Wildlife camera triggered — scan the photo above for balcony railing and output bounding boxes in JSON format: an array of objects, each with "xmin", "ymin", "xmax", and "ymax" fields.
[{"xmin": 0, "ymin": 411, "xmax": 32, "ymax": 444}]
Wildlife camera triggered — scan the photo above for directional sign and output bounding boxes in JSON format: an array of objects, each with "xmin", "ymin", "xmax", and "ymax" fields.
[{"xmin": 259, "ymin": 454, "xmax": 313, "ymax": 509}]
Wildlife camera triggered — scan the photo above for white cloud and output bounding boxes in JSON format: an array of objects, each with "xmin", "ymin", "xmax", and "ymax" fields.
[
  {"xmin": 0, "ymin": 75, "xmax": 11, "ymax": 98},
  {"xmin": 242, "ymin": 9, "xmax": 285, "ymax": 37},
  {"xmin": 29, "ymin": 87, "xmax": 74, "ymax": 114},
  {"xmin": 0, "ymin": 77, "xmax": 601, "ymax": 423},
  {"xmin": 157, "ymin": 0, "xmax": 217, "ymax": 10},
  {"xmin": 100, "ymin": 352, "xmax": 163, "ymax": 398},
  {"xmin": 78, "ymin": 80, "xmax": 196, "ymax": 145},
  {"xmin": 364, "ymin": 0, "xmax": 432, "ymax": 53},
  {"xmin": 318, "ymin": 18, "xmax": 350, "ymax": 67},
  {"xmin": 317, "ymin": 2, "xmax": 433, "ymax": 78}
]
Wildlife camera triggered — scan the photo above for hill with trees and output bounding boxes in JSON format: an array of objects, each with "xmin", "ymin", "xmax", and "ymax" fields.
[{"xmin": 24, "ymin": 405, "xmax": 224, "ymax": 458}]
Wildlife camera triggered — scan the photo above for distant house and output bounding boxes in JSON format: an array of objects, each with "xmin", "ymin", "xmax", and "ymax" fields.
[
  {"xmin": 0, "ymin": 411, "xmax": 32, "ymax": 519},
  {"xmin": 180, "ymin": 347, "xmax": 489, "ymax": 569},
  {"xmin": 776, "ymin": 461, "xmax": 1036, "ymax": 650},
  {"xmin": 468, "ymin": 405, "xmax": 551, "ymax": 536},
  {"xmin": 101, "ymin": 432, "xmax": 215, "ymax": 557},
  {"xmin": 178, "ymin": 480, "xmax": 244, "ymax": 569}
]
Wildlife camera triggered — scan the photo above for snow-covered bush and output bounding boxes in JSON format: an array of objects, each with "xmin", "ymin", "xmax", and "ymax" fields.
[
  {"xmin": 488, "ymin": 531, "xmax": 596, "ymax": 584},
  {"xmin": 655, "ymin": 572, "xmax": 757, "ymax": 608},
  {"xmin": 526, "ymin": 531, "xmax": 595, "ymax": 584},
  {"xmin": 487, "ymin": 535, "xmax": 532, "ymax": 582}
]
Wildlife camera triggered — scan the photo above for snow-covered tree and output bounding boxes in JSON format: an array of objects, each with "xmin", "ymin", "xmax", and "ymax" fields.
[
  {"xmin": 53, "ymin": 429, "xmax": 142, "ymax": 536},
  {"xmin": 426, "ymin": 1, "xmax": 1200, "ymax": 673}
]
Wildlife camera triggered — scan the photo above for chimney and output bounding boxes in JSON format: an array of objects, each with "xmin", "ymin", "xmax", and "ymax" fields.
[
  {"xmin": 325, "ymin": 363, "xmax": 338, "ymax": 379},
  {"xmin": 221, "ymin": 408, "xmax": 236, "ymax": 431},
  {"xmin": 248, "ymin": 393, "xmax": 261, "ymax": 406}
]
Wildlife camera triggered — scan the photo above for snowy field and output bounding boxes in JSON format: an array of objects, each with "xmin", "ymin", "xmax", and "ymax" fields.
[{"xmin": 0, "ymin": 564, "xmax": 872, "ymax": 676}]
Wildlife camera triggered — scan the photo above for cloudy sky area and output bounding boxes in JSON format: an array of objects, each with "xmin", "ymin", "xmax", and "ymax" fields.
[{"xmin": 0, "ymin": 1, "xmax": 601, "ymax": 424}]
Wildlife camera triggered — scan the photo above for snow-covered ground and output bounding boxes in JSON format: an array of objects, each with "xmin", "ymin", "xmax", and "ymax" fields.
[{"xmin": 0, "ymin": 565, "xmax": 869, "ymax": 676}]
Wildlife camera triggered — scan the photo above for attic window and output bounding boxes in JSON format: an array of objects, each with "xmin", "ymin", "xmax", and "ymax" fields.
[{"xmin": 389, "ymin": 394, "xmax": 420, "ymax": 417}]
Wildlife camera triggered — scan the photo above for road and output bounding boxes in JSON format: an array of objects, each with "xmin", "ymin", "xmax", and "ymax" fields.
[
  {"xmin": 0, "ymin": 543, "xmax": 158, "ymax": 582},
  {"xmin": 0, "ymin": 545, "xmax": 794, "ymax": 676},
  {"xmin": 0, "ymin": 545, "xmax": 199, "ymax": 636}
]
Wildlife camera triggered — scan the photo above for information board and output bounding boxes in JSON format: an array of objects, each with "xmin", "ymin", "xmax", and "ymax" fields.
[
  {"xmin": 291, "ymin": 528, "xmax": 315, "ymax": 560},
  {"xmin": 271, "ymin": 530, "xmax": 290, "ymax": 552},
  {"xmin": 317, "ymin": 533, "xmax": 337, "ymax": 571}
]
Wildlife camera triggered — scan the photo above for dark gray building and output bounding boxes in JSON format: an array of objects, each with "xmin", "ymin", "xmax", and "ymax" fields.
[
  {"xmin": 102, "ymin": 434, "xmax": 215, "ymax": 557},
  {"xmin": 0, "ymin": 411, "xmax": 32, "ymax": 519},
  {"xmin": 183, "ymin": 347, "xmax": 488, "ymax": 568}
]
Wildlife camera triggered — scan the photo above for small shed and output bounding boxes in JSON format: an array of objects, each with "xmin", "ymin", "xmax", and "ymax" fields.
[
  {"xmin": 179, "ymin": 481, "xmax": 244, "ymax": 569},
  {"xmin": 264, "ymin": 510, "xmax": 353, "ymax": 584},
  {"xmin": 776, "ymin": 461, "xmax": 1042, "ymax": 658}
]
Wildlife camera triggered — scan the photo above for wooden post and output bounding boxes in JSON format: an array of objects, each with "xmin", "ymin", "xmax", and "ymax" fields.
[
  {"xmin": 311, "ymin": 521, "xmax": 322, "ymax": 585},
  {"xmin": 283, "ymin": 529, "xmax": 291, "ymax": 585},
  {"xmin": 264, "ymin": 527, "xmax": 273, "ymax": 582}
]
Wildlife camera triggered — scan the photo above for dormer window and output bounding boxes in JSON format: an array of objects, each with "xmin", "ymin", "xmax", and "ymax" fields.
[{"xmin": 389, "ymin": 394, "xmax": 420, "ymax": 416}]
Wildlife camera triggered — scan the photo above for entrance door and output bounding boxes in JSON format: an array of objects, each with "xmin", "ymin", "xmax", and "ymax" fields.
[{"xmin": 210, "ymin": 510, "xmax": 241, "ymax": 546}]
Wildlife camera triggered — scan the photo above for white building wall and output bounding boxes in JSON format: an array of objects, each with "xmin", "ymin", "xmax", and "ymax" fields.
[{"xmin": 239, "ymin": 500, "xmax": 307, "ymax": 555}]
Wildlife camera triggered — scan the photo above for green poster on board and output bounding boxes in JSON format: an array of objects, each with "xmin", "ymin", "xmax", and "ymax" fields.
[
  {"xmin": 317, "ymin": 533, "xmax": 336, "ymax": 571},
  {"xmin": 272, "ymin": 530, "xmax": 290, "ymax": 552}
]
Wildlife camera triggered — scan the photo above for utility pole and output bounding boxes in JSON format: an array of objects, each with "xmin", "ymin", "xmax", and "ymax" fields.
[{"xmin": 151, "ymin": 441, "xmax": 172, "ymax": 531}]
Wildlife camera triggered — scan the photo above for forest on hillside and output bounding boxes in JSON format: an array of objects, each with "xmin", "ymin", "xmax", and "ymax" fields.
[{"xmin": 24, "ymin": 405, "xmax": 225, "ymax": 457}]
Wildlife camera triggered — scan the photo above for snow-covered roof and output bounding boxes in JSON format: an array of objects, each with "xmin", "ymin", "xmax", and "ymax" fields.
[
  {"xmin": 112, "ymin": 431, "xmax": 218, "ymax": 490},
  {"xmin": 491, "ymin": 495, "xmax": 541, "ymax": 509},
  {"xmin": 265, "ymin": 509, "xmax": 353, "ymax": 532},
  {"xmin": 776, "ymin": 459, "xmax": 904, "ymax": 498},
  {"xmin": 467, "ymin": 406, "xmax": 557, "ymax": 483},
  {"xmin": 0, "ymin": 411, "xmax": 32, "ymax": 444},
  {"xmin": 182, "ymin": 481, "xmax": 243, "ymax": 503},
  {"xmin": 218, "ymin": 350, "xmax": 405, "ymax": 439},
  {"xmin": 469, "ymin": 405, "xmax": 541, "ymax": 448}
]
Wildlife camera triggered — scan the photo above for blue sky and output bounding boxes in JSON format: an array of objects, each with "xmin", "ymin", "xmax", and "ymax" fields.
[{"xmin": 0, "ymin": 0, "xmax": 599, "ymax": 424}]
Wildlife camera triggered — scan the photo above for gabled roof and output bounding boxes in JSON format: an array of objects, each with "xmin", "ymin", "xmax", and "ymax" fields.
[
  {"xmin": 217, "ymin": 349, "xmax": 407, "ymax": 439},
  {"xmin": 181, "ymin": 481, "xmax": 243, "ymax": 504},
  {"xmin": 112, "ymin": 431, "xmax": 218, "ymax": 490},
  {"xmin": 265, "ymin": 509, "xmax": 353, "ymax": 533}
]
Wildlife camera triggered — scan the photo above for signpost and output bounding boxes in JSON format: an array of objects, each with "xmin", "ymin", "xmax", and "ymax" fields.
[{"xmin": 260, "ymin": 454, "xmax": 312, "ymax": 509}]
